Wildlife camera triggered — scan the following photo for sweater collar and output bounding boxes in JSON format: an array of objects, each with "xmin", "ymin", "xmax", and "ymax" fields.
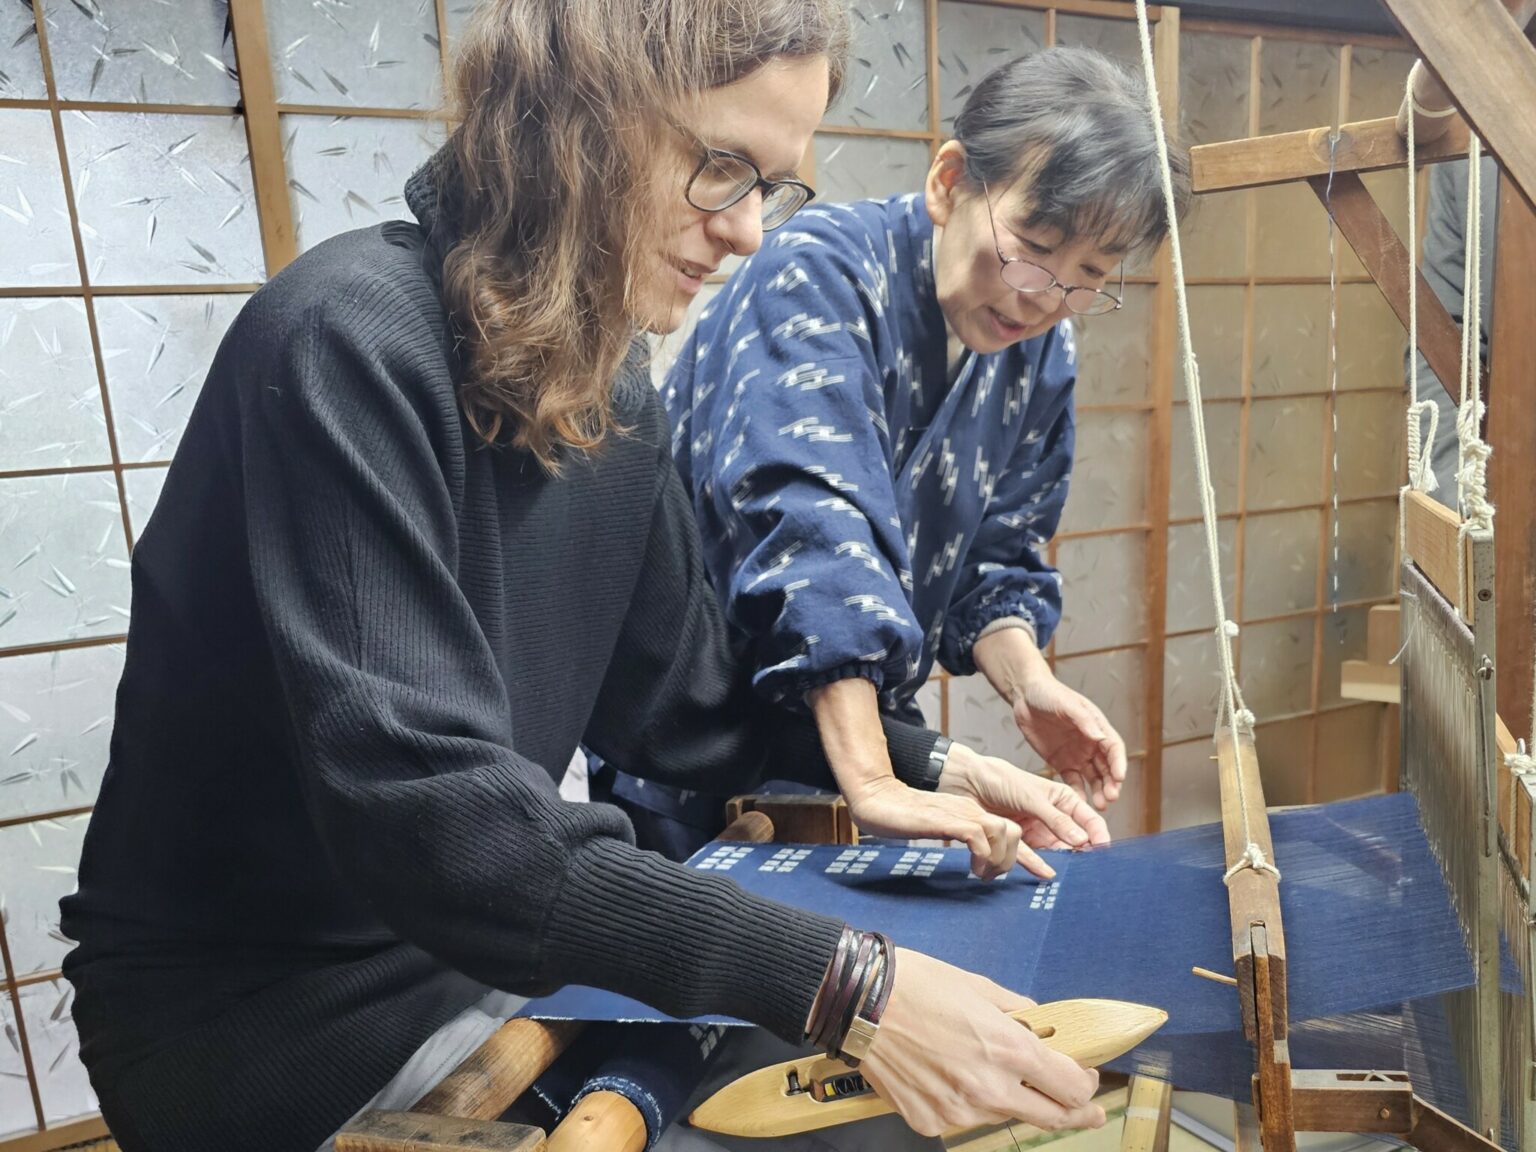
[{"xmin": 404, "ymin": 141, "xmax": 466, "ymax": 284}]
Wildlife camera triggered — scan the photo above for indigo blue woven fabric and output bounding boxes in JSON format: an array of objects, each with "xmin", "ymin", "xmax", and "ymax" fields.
[
  {"xmin": 661, "ymin": 194, "xmax": 1078, "ymax": 706},
  {"xmin": 524, "ymin": 794, "xmax": 1478, "ymax": 1100}
]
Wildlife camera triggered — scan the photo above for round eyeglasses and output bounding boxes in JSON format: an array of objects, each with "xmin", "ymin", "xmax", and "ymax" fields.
[
  {"xmin": 686, "ymin": 147, "xmax": 815, "ymax": 232},
  {"xmin": 981, "ymin": 181, "xmax": 1125, "ymax": 317}
]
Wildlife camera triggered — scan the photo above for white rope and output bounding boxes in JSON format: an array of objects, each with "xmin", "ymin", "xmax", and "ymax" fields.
[
  {"xmin": 1401, "ymin": 66, "xmax": 1437, "ymax": 550},
  {"xmin": 1454, "ymin": 133, "xmax": 1493, "ymax": 620},
  {"xmin": 1131, "ymin": 0, "xmax": 1270, "ymax": 882},
  {"xmin": 1324, "ymin": 131, "xmax": 1342, "ymax": 614}
]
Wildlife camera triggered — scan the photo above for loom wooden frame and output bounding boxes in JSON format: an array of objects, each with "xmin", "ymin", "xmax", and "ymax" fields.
[{"xmin": 1189, "ymin": 0, "xmax": 1536, "ymax": 1145}]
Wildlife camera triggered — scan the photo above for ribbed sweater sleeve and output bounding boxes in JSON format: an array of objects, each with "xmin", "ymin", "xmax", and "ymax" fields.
[{"xmin": 233, "ymin": 273, "xmax": 845, "ymax": 1041}]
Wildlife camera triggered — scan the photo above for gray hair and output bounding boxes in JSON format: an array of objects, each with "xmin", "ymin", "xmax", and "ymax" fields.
[{"xmin": 952, "ymin": 46, "xmax": 1191, "ymax": 256}]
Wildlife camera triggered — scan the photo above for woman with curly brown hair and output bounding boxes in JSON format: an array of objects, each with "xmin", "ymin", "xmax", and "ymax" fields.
[{"xmin": 59, "ymin": 2, "xmax": 1106, "ymax": 1149}]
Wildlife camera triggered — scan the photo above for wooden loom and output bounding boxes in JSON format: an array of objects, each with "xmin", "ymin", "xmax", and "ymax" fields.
[
  {"xmin": 331, "ymin": 3, "xmax": 1536, "ymax": 1150},
  {"xmin": 1186, "ymin": 0, "xmax": 1536, "ymax": 1147}
]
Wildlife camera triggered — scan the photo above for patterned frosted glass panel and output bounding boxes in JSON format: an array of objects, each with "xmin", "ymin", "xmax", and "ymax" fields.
[
  {"xmin": 1255, "ymin": 716, "xmax": 1313, "ymax": 807},
  {"xmin": 0, "ymin": 3, "xmax": 46, "ymax": 98},
  {"xmin": 46, "ymin": 0, "xmax": 238, "ymax": 105},
  {"xmin": 284, "ymin": 114, "xmax": 446, "ymax": 253},
  {"xmin": 1336, "ymin": 391, "xmax": 1402, "ymax": 501},
  {"xmin": 1180, "ymin": 190, "xmax": 1247, "ymax": 280},
  {"xmin": 1336, "ymin": 283, "xmax": 1406, "ymax": 390},
  {"xmin": 0, "ymin": 473, "xmax": 131, "ymax": 649},
  {"xmin": 1252, "ymin": 183, "xmax": 1329, "ymax": 278},
  {"xmin": 1161, "ymin": 740, "xmax": 1222, "ymax": 831},
  {"xmin": 1170, "ymin": 401, "xmax": 1242, "ymax": 520},
  {"xmin": 1053, "ymin": 15, "xmax": 1139, "ymax": 67},
  {"xmin": 1176, "ymin": 286, "xmax": 1245, "ymax": 401},
  {"xmin": 443, "ymin": 2, "xmax": 481, "ymax": 55},
  {"xmin": 1055, "ymin": 531, "xmax": 1146, "ymax": 655},
  {"xmin": 1058, "ymin": 410, "xmax": 1146, "ymax": 534},
  {"xmin": 0, "ymin": 991, "xmax": 37, "ymax": 1140},
  {"xmin": 0, "ymin": 643, "xmax": 123, "ymax": 821},
  {"xmin": 1072, "ymin": 285, "xmax": 1152, "ymax": 406},
  {"xmin": 1242, "ymin": 508, "xmax": 1321, "ymax": 620},
  {"xmin": 1251, "ymin": 285, "xmax": 1328, "ymax": 395},
  {"xmin": 1241, "ymin": 615, "xmax": 1313, "ymax": 720},
  {"xmin": 24, "ymin": 977, "xmax": 99, "ymax": 1126},
  {"xmin": 1349, "ymin": 48, "xmax": 1415, "ymax": 121},
  {"xmin": 935, "ymin": 2, "xmax": 1044, "ymax": 132},
  {"xmin": 1316, "ymin": 706, "xmax": 1381, "ymax": 800},
  {"xmin": 1320, "ymin": 603, "xmax": 1370, "ymax": 709},
  {"xmin": 0, "ymin": 298, "xmax": 112, "ymax": 471},
  {"xmin": 0, "ymin": 110, "xmax": 79, "ymax": 288},
  {"xmin": 1181, "ymin": 33, "xmax": 1249, "ymax": 147},
  {"xmin": 825, "ymin": 0, "xmax": 929, "ymax": 132},
  {"xmin": 123, "ymin": 465, "xmax": 169, "ymax": 540},
  {"xmin": 1163, "ymin": 631, "xmax": 1220, "ymax": 742},
  {"xmin": 62, "ymin": 111, "xmax": 264, "ymax": 286},
  {"xmin": 813, "ymin": 136, "xmax": 930, "ymax": 206},
  {"xmin": 946, "ymin": 673, "xmax": 1034, "ymax": 768},
  {"xmin": 1246, "ymin": 395, "xmax": 1324, "ymax": 511},
  {"xmin": 1165, "ymin": 518, "xmax": 1236, "ymax": 635},
  {"xmin": 1257, "ymin": 39, "xmax": 1338, "ymax": 135},
  {"xmin": 266, "ymin": 0, "xmax": 442, "ymax": 109},
  {"xmin": 1335, "ymin": 499, "xmax": 1396, "ymax": 603},
  {"xmin": 1055, "ymin": 647, "xmax": 1144, "ymax": 757},
  {"xmin": 97, "ymin": 294, "xmax": 246, "ymax": 463},
  {"xmin": 0, "ymin": 813, "xmax": 88, "ymax": 975}
]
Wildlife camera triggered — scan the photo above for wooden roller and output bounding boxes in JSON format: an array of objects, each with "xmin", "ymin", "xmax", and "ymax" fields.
[{"xmin": 688, "ymin": 998, "xmax": 1168, "ymax": 1139}]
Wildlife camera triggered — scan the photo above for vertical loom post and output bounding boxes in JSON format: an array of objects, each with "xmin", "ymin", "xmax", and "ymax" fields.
[
  {"xmin": 1215, "ymin": 728, "xmax": 1295, "ymax": 1152},
  {"xmin": 1469, "ymin": 530, "xmax": 1502, "ymax": 1135}
]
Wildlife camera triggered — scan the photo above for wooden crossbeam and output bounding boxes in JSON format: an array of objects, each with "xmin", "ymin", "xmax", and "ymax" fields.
[
  {"xmin": 1191, "ymin": 116, "xmax": 1469, "ymax": 194},
  {"xmin": 1380, "ymin": 0, "xmax": 1536, "ymax": 213}
]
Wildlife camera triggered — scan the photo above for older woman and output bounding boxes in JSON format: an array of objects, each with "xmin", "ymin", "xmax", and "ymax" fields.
[{"xmin": 613, "ymin": 47, "xmax": 1191, "ymax": 857}]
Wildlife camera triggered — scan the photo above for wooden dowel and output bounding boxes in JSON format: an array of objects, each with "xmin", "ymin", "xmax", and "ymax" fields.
[
  {"xmin": 545, "ymin": 1091, "xmax": 648, "ymax": 1152},
  {"xmin": 1192, "ymin": 966, "xmax": 1239, "ymax": 987},
  {"xmin": 412, "ymin": 1018, "xmax": 583, "ymax": 1121}
]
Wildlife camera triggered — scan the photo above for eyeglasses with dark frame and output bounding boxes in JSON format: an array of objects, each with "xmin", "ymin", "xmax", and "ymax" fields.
[
  {"xmin": 981, "ymin": 180, "xmax": 1125, "ymax": 318},
  {"xmin": 686, "ymin": 146, "xmax": 816, "ymax": 232}
]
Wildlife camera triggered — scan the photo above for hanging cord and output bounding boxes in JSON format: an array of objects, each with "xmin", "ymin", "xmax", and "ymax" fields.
[
  {"xmin": 1400, "ymin": 66, "xmax": 1442, "ymax": 562},
  {"xmin": 1323, "ymin": 131, "xmax": 1342, "ymax": 614},
  {"xmin": 1453, "ymin": 134, "xmax": 1493, "ymax": 619},
  {"xmin": 1132, "ymin": 0, "xmax": 1274, "ymax": 885}
]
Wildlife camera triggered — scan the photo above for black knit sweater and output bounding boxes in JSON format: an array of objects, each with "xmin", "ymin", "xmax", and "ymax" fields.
[{"xmin": 59, "ymin": 157, "xmax": 941, "ymax": 1152}]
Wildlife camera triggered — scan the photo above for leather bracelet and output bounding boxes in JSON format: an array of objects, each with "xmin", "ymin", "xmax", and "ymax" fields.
[
  {"xmin": 825, "ymin": 933, "xmax": 878, "ymax": 1051},
  {"xmin": 830, "ymin": 934, "xmax": 878, "ymax": 1052},
  {"xmin": 838, "ymin": 933, "xmax": 896, "ymax": 1065},
  {"xmin": 805, "ymin": 926, "xmax": 857, "ymax": 1047}
]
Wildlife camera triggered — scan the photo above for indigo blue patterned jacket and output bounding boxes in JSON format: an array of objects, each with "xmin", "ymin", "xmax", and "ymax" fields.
[{"xmin": 662, "ymin": 193, "xmax": 1077, "ymax": 713}]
